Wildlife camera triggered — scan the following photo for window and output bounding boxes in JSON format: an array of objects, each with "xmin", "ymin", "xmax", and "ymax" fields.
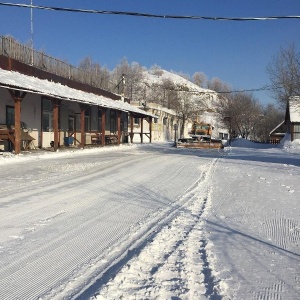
[
  {"xmin": 294, "ymin": 124, "xmax": 300, "ymax": 131},
  {"xmin": 294, "ymin": 123, "xmax": 300, "ymax": 140},
  {"xmin": 98, "ymin": 109, "xmax": 102, "ymax": 132},
  {"xmin": 123, "ymin": 114, "xmax": 128, "ymax": 132},
  {"xmin": 294, "ymin": 133, "xmax": 300, "ymax": 139},
  {"xmin": 85, "ymin": 107, "xmax": 91, "ymax": 132},
  {"xmin": 68, "ymin": 116, "xmax": 75, "ymax": 133},
  {"xmin": 42, "ymin": 99, "xmax": 53, "ymax": 132},
  {"xmin": 134, "ymin": 117, "xmax": 140, "ymax": 125},
  {"xmin": 6, "ymin": 106, "xmax": 14, "ymax": 126},
  {"xmin": 110, "ymin": 110, "xmax": 116, "ymax": 133}
]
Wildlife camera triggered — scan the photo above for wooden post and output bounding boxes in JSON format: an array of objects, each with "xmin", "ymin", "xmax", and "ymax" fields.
[
  {"xmin": 117, "ymin": 111, "xmax": 121, "ymax": 145},
  {"xmin": 141, "ymin": 117, "xmax": 144, "ymax": 144},
  {"xmin": 8, "ymin": 90, "xmax": 27, "ymax": 154},
  {"xmin": 79, "ymin": 104, "xmax": 87, "ymax": 148},
  {"xmin": 130, "ymin": 114, "xmax": 134, "ymax": 143},
  {"xmin": 52, "ymin": 99, "xmax": 61, "ymax": 152},
  {"xmin": 149, "ymin": 117, "xmax": 152, "ymax": 143},
  {"xmin": 101, "ymin": 108, "xmax": 106, "ymax": 146},
  {"xmin": 14, "ymin": 98, "xmax": 22, "ymax": 154}
]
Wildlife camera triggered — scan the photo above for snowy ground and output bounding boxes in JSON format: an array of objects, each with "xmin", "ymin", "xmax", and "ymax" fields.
[{"xmin": 0, "ymin": 138, "xmax": 299, "ymax": 300}]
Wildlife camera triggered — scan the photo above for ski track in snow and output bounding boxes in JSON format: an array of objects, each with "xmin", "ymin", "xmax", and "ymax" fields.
[
  {"xmin": 204, "ymin": 145, "xmax": 300, "ymax": 300},
  {"xmin": 0, "ymin": 144, "xmax": 223, "ymax": 300},
  {"xmin": 0, "ymin": 142, "xmax": 299, "ymax": 300},
  {"xmin": 92, "ymin": 158, "xmax": 223, "ymax": 300}
]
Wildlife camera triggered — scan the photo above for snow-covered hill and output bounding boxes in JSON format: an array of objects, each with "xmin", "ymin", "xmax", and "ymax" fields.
[
  {"xmin": 140, "ymin": 69, "xmax": 226, "ymax": 138},
  {"xmin": 143, "ymin": 69, "xmax": 218, "ymax": 106}
]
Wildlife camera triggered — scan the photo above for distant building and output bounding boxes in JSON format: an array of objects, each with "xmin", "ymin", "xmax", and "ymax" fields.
[
  {"xmin": 269, "ymin": 121, "xmax": 286, "ymax": 144},
  {"xmin": 130, "ymin": 102, "xmax": 181, "ymax": 142},
  {"xmin": 285, "ymin": 96, "xmax": 300, "ymax": 141}
]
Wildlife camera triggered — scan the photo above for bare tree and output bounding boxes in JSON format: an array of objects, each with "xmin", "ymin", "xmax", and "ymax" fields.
[
  {"xmin": 255, "ymin": 104, "xmax": 285, "ymax": 142},
  {"xmin": 149, "ymin": 64, "xmax": 163, "ymax": 77},
  {"xmin": 77, "ymin": 56, "xmax": 113, "ymax": 89},
  {"xmin": 207, "ymin": 77, "xmax": 231, "ymax": 93},
  {"xmin": 171, "ymin": 90, "xmax": 198, "ymax": 138},
  {"xmin": 192, "ymin": 72, "xmax": 208, "ymax": 88},
  {"xmin": 96, "ymin": 65, "xmax": 111, "ymax": 90},
  {"xmin": 145, "ymin": 81, "xmax": 165, "ymax": 105},
  {"xmin": 112, "ymin": 59, "xmax": 145, "ymax": 100},
  {"xmin": 168, "ymin": 84, "xmax": 212, "ymax": 138},
  {"xmin": 266, "ymin": 44, "xmax": 300, "ymax": 108},
  {"xmin": 217, "ymin": 92, "xmax": 263, "ymax": 139},
  {"xmin": 78, "ymin": 56, "xmax": 93, "ymax": 71}
]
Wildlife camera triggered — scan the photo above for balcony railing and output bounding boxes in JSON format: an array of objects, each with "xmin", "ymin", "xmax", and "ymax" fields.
[{"xmin": 0, "ymin": 36, "xmax": 114, "ymax": 91}]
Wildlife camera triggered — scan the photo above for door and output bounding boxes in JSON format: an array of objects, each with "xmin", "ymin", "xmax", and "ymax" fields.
[{"xmin": 68, "ymin": 116, "xmax": 76, "ymax": 135}]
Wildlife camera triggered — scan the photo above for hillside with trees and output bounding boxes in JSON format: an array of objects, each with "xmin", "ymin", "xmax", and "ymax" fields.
[{"xmin": 1, "ymin": 35, "xmax": 290, "ymax": 142}]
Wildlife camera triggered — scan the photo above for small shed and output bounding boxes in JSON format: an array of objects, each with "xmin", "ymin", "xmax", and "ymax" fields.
[
  {"xmin": 285, "ymin": 96, "xmax": 300, "ymax": 141},
  {"xmin": 269, "ymin": 121, "xmax": 286, "ymax": 143}
]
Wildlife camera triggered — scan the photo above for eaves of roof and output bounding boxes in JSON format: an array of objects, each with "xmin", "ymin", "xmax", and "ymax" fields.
[{"xmin": 0, "ymin": 68, "xmax": 157, "ymax": 118}]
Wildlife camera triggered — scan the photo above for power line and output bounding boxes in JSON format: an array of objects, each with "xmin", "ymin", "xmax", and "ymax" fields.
[
  {"xmin": 170, "ymin": 84, "xmax": 275, "ymax": 95},
  {"xmin": 1, "ymin": 2, "xmax": 300, "ymax": 21}
]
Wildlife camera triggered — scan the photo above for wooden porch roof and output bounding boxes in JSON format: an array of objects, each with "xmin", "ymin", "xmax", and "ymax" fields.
[{"xmin": 0, "ymin": 68, "xmax": 157, "ymax": 119}]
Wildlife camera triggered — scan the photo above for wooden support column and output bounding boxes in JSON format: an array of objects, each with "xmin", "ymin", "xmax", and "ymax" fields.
[
  {"xmin": 117, "ymin": 111, "xmax": 121, "ymax": 145},
  {"xmin": 79, "ymin": 104, "xmax": 87, "ymax": 148},
  {"xmin": 52, "ymin": 99, "xmax": 61, "ymax": 152},
  {"xmin": 14, "ymin": 98, "xmax": 22, "ymax": 154},
  {"xmin": 130, "ymin": 114, "xmax": 134, "ymax": 143},
  {"xmin": 101, "ymin": 108, "xmax": 106, "ymax": 146},
  {"xmin": 149, "ymin": 117, "xmax": 152, "ymax": 143},
  {"xmin": 8, "ymin": 90, "xmax": 27, "ymax": 154},
  {"xmin": 140, "ymin": 117, "xmax": 144, "ymax": 144}
]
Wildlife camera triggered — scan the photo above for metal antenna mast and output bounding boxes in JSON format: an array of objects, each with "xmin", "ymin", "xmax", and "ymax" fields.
[{"xmin": 30, "ymin": 0, "xmax": 34, "ymax": 64}]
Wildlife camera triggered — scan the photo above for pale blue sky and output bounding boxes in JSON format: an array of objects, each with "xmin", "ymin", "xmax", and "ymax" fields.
[{"xmin": 1, "ymin": 0, "xmax": 300, "ymax": 106}]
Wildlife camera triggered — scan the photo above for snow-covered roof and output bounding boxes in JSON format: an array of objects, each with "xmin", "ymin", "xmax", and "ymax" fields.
[
  {"xmin": 289, "ymin": 96, "xmax": 300, "ymax": 122},
  {"xmin": 0, "ymin": 68, "xmax": 157, "ymax": 118},
  {"xmin": 131, "ymin": 102, "xmax": 177, "ymax": 116},
  {"xmin": 269, "ymin": 120, "xmax": 285, "ymax": 135}
]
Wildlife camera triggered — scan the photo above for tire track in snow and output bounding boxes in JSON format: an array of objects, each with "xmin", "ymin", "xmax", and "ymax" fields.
[{"xmin": 89, "ymin": 158, "xmax": 223, "ymax": 300}]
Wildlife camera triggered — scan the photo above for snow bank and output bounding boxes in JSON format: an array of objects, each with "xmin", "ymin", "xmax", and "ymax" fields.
[
  {"xmin": 0, "ymin": 144, "xmax": 138, "ymax": 166},
  {"xmin": 231, "ymin": 136, "xmax": 300, "ymax": 153},
  {"xmin": 230, "ymin": 138, "xmax": 274, "ymax": 149},
  {"xmin": 278, "ymin": 133, "xmax": 300, "ymax": 154}
]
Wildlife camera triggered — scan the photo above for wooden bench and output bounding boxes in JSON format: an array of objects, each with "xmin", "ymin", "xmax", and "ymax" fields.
[
  {"xmin": 91, "ymin": 133, "xmax": 101, "ymax": 145},
  {"xmin": 105, "ymin": 135, "xmax": 118, "ymax": 145}
]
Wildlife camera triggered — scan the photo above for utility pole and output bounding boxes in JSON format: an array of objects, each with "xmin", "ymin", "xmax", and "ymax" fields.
[
  {"xmin": 116, "ymin": 74, "xmax": 126, "ymax": 101},
  {"xmin": 30, "ymin": 0, "xmax": 34, "ymax": 65}
]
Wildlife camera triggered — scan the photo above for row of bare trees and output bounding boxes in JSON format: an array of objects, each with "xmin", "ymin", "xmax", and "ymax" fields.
[
  {"xmin": 267, "ymin": 43, "xmax": 300, "ymax": 108},
  {"xmin": 77, "ymin": 47, "xmax": 294, "ymax": 141},
  {"xmin": 47, "ymin": 41, "xmax": 300, "ymax": 141},
  {"xmin": 2, "ymin": 36, "xmax": 296, "ymax": 141},
  {"xmin": 217, "ymin": 92, "xmax": 284, "ymax": 142}
]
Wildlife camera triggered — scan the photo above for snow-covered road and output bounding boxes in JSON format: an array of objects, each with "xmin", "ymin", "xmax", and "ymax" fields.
[{"xmin": 0, "ymin": 140, "xmax": 299, "ymax": 299}]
